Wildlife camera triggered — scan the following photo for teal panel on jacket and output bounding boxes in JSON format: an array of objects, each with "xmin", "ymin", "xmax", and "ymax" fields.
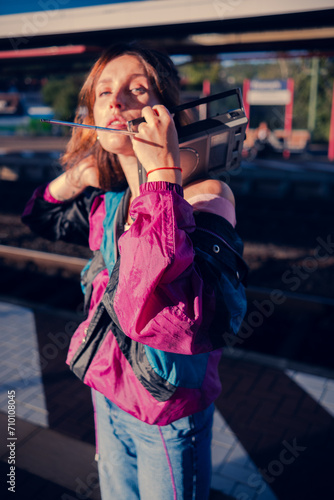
[
  {"xmin": 144, "ymin": 345, "xmax": 210, "ymax": 388},
  {"xmin": 101, "ymin": 190, "xmax": 126, "ymax": 275}
]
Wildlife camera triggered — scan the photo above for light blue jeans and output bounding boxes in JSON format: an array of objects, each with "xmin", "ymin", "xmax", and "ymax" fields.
[{"xmin": 94, "ymin": 390, "xmax": 214, "ymax": 500}]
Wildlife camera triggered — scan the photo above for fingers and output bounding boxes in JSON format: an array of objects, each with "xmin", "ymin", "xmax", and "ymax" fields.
[{"xmin": 138, "ymin": 105, "xmax": 172, "ymax": 130}]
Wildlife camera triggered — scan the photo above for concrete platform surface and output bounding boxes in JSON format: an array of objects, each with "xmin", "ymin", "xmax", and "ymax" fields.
[{"xmin": 1, "ymin": 300, "xmax": 333, "ymax": 500}]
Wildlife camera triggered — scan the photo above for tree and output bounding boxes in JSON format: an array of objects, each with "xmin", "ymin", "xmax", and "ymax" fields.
[
  {"xmin": 179, "ymin": 60, "xmax": 222, "ymax": 90},
  {"xmin": 42, "ymin": 75, "xmax": 84, "ymax": 122}
]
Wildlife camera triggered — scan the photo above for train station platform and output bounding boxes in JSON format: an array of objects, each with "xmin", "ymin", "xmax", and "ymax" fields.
[{"xmin": 1, "ymin": 300, "xmax": 334, "ymax": 500}]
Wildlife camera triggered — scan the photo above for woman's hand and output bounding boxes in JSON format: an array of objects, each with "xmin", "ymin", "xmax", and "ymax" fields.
[
  {"xmin": 71, "ymin": 162, "xmax": 100, "ymax": 190},
  {"xmin": 48, "ymin": 159, "xmax": 100, "ymax": 202},
  {"xmin": 131, "ymin": 105, "xmax": 181, "ymax": 185}
]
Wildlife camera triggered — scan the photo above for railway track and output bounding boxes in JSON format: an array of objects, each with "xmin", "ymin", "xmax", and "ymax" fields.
[
  {"xmin": 1, "ymin": 244, "xmax": 333, "ymax": 371},
  {"xmin": 0, "ymin": 244, "xmax": 86, "ymax": 273}
]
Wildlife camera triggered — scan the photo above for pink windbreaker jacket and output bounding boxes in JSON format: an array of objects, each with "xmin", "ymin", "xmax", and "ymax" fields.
[{"xmin": 22, "ymin": 181, "xmax": 248, "ymax": 425}]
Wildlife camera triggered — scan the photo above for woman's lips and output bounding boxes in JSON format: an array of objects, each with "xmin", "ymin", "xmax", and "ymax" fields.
[{"xmin": 106, "ymin": 118, "xmax": 128, "ymax": 130}]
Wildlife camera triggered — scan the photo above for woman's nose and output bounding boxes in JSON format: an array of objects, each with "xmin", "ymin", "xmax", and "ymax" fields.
[{"xmin": 109, "ymin": 91, "xmax": 124, "ymax": 109}]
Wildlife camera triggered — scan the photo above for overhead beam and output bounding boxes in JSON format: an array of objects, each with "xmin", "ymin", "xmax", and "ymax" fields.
[
  {"xmin": 0, "ymin": 2, "xmax": 334, "ymax": 53},
  {"xmin": 190, "ymin": 27, "xmax": 334, "ymax": 47}
]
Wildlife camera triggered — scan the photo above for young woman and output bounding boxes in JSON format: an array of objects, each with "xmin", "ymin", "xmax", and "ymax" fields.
[{"xmin": 22, "ymin": 43, "xmax": 247, "ymax": 500}]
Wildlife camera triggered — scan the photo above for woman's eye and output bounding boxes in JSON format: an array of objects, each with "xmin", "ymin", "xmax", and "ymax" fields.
[
  {"xmin": 98, "ymin": 90, "xmax": 111, "ymax": 97},
  {"xmin": 130, "ymin": 87, "xmax": 146, "ymax": 95}
]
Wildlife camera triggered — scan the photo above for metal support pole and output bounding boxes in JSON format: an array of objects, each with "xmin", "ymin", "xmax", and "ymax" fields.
[
  {"xmin": 307, "ymin": 57, "xmax": 319, "ymax": 138},
  {"xmin": 328, "ymin": 82, "xmax": 334, "ymax": 161}
]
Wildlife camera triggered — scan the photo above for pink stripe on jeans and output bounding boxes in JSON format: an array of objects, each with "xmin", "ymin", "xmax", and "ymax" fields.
[{"xmin": 158, "ymin": 426, "xmax": 177, "ymax": 500}]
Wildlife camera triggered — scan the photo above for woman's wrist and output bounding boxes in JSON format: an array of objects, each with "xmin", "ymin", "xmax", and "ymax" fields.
[
  {"xmin": 48, "ymin": 166, "xmax": 87, "ymax": 202},
  {"xmin": 146, "ymin": 166, "xmax": 182, "ymax": 185}
]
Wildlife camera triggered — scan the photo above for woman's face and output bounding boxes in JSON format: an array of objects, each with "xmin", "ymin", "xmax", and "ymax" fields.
[{"xmin": 93, "ymin": 54, "xmax": 160, "ymax": 156}]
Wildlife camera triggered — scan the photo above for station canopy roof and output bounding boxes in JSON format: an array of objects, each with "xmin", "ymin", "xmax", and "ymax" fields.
[{"xmin": 0, "ymin": 0, "xmax": 334, "ymax": 72}]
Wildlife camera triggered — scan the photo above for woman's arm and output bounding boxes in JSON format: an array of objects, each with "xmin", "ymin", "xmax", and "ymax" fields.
[
  {"xmin": 183, "ymin": 178, "xmax": 235, "ymax": 208},
  {"xmin": 21, "ymin": 160, "xmax": 101, "ymax": 245},
  {"xmin": 112, "ymin": 181, "xmax": 205, "ymax": 354}
]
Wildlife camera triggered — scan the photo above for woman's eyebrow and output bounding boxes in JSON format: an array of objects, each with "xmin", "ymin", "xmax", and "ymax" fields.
[{"xmin": 97, "ymin": 74, "xmax": 148, "ymax": 86}]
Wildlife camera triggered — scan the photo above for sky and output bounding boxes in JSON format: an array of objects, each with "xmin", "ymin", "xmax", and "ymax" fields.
[{"xmin": 0, "ymin": 0, "xmax": 142, "ymax": 16}]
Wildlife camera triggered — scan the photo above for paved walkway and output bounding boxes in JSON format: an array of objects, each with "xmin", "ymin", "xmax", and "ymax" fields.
[{"xmin": 1, "ymin": 301, "xmax": 333, "ymax": 500}]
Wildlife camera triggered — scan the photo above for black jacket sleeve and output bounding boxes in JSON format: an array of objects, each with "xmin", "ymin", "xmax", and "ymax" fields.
[{"xmin": 21, "ymin": 184, "xmax": 103, "ymax": 247}]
